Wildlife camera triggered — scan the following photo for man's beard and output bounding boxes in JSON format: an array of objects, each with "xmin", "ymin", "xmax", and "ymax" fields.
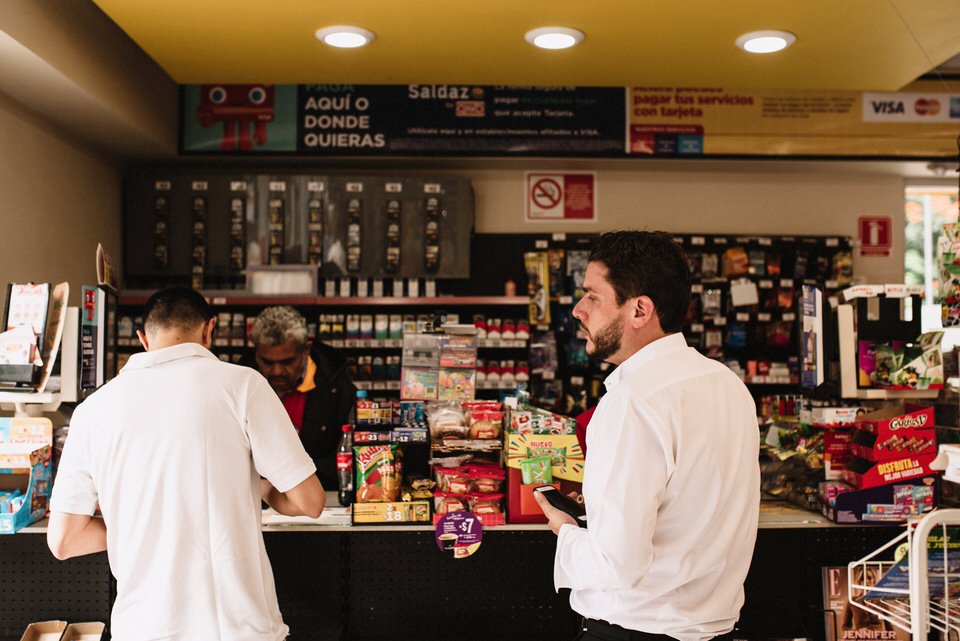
[{"xmin": 584, "ymin": 317, "xmax": 623, "ymax": 363}]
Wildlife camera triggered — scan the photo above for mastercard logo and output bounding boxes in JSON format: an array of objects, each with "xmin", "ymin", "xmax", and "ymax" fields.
[{"xmin": 915, "ymin": 99, "xmax": 941, "ymax": 116}]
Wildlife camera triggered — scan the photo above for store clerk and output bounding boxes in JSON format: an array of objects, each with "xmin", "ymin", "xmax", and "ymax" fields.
[{"xmin": 242, "ymin": 305, "xmax": 356, "ymax": 490}]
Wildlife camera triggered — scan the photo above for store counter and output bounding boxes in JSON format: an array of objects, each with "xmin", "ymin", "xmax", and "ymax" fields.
[{"xmin": 0, "ymin": 494, "xmax": 897, "ymax": 641}]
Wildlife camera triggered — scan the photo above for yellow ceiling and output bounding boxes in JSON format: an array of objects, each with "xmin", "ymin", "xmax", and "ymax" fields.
[{"xmin": 92, "ymin": 0, "xmax": 960, "ymax": 91}]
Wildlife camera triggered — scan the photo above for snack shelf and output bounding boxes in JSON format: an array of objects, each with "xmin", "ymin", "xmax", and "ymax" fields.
[
  {"xmin": 848, "ymin": 509, "xmax": 960, "ymax": 641},
  {"xmin": 119, "ymin": 291, "xmax": 529, "ymax": 307}
]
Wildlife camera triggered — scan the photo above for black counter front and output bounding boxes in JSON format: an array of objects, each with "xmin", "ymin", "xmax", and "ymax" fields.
[{"xmin": 0, "ymin": 501, "xmax": 900, "ymax": 641}]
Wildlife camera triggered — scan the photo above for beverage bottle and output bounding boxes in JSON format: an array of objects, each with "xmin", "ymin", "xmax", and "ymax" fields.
[{"xmin": 337, "ymin": 424, "xmax": 355, "ymax": 506}]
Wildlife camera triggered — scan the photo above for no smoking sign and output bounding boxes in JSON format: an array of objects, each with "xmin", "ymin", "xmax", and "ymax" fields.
[{"xmin": 525, "ymin": 172, "xmax": 596, "ymax": 222}]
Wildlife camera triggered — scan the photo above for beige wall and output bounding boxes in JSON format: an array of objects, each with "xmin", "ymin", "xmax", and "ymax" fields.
[
  {"xmin": 462, "ymin": 160, "xmax": 912, "ymax": 284},
  {"xmin": 0, "ymin": 93, "xmax": 122, "ymax": 306}
]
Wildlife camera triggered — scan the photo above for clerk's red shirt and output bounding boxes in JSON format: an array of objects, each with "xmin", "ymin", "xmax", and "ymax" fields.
[{"xmin": 280, "ymin": 356, "xmax": 317, "ymax": 435}]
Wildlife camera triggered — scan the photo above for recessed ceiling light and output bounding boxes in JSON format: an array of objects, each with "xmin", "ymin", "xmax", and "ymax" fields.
[
  {"xmin": 525, "ymin": 27, "xmax": 585, "ymax": 50},
  {"xmin": 315, "ymin": 26, "xmax": 375, "ymax": 49},
  {"xmin": 735, "ymin": 30, "xmax": 796, "ymax": 54}
]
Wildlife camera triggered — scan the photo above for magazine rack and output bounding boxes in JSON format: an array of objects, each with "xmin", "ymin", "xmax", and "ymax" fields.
[{"xmin": 848, "ymin": 509, "xmax": 960, "ymax": 641}]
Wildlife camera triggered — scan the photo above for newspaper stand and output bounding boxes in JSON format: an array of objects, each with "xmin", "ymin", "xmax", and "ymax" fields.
[{"xmin": 848, "ymin": 509, "xmax": 960, "ymax": 641}]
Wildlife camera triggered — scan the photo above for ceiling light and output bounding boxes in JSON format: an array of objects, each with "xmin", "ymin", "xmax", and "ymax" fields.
[
  {"xmin": 315, "ymin": 26, "xmax": 375, "ymax": 49},
  {"xmin": 735, "ymin": 30, "xmax": 796, "ymax": 54},
  {"xmin": 525, "ymin": 27, "xmax": 585, "ymax": 50}
]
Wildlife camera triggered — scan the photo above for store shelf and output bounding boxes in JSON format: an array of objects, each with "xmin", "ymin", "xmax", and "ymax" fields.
[{"xmin": 119, "ymin": 290, "xmax": 529, "ymax": 307}]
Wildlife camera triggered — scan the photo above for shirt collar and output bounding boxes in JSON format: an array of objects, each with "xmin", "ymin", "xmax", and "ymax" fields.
[
  {"xmin": 604, "ymin": 333, "xmax": 689, "ymax": 392},
  {"xmin": 296, "ymin": 355, "xmax": 317, "ymax": 394},
  {"xmin": 123, "ymin": 342, "xmax": 218, "ymax": 371}
]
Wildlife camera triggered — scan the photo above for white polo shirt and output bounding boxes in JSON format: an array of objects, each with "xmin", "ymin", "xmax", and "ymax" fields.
[
  {"xmin": 554, "ymin": 333, "xmax": 760, "ymax": 641},
  {"xmin": 51, "ymin": 343, "xmax": 316, "ymax": 641}
]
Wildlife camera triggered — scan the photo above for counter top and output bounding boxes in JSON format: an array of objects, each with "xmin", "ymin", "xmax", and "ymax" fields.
[{"xmin": 11, "ymin": 496, "xmax": 845, "ymax": 534}]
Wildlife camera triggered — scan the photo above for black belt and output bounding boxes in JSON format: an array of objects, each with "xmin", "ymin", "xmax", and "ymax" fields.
[{"xmin": 581, "ymin": 618, "xmax": 677, "ymax": 641}]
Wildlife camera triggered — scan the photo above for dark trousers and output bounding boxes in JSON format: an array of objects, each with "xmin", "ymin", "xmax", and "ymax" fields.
[{"xmin": 576, "ymin": 618, "xmax": 679, "ymax": 641}]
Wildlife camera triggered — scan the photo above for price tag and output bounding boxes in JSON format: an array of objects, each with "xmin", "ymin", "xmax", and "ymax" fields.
[
  {"xmin": 552, "ymin": 232, "xmax": 567, "ymax": 241},
  {"xmin": 192, "ymin": 181, "xmax": 209, "ymax": 191},
  {"xmin": 758, "ymin": 237, "xmax": 772, "ymax": 246},
  {"xmin": 228, "ymin": 181, "xmax": 246, "ymax": 191},
  {"xmin": 714, "ymin": 317, "xmax": 728, "ymax": 326},
  {"xmin": 535, "ymin": 240, "xmax": 548, "ymax": 249},
  {"xmin": 307, "ymin": 181, "xmax": 325, "ymax": 192},
  {"xmin": 211, "ymin": 297, "xmax": 226, "ymax": 306},
  {"xmin": 424, "ymin": 183, "xmax": 442, "ymax": 193},
  {"xmin": 714, "ymin": 237, "xmax": 728, "ymax": 245},
  {"xmin": 154, "ymin": 181, "xmax": 172, "ymax": 191},
  {"xmin": 780, "ymin": 279, "xmax": 793, "ymax": 288},
  {"xmin": 346, "ymin": 182, "xmax": 364, "ymax": 192},
  {"xmin": 570, "ymin": 376, "xmax": 584, "ymax": 386},
  {"xmin": 559, "ymin": 295, "xmax": 573, "ymax": 305},
  {"xmin": 782, "ymin": 313, "xmax": 796, "ymax": 321},
  {"xmin": 385, "ymin": 182, "xmax": 403, "ymax": 193},
  {"xmin": 826, "ymin": 238, "xmax": 839, "ymax": 247},
  {"xmin": 542, "ymin": 371, "xmax": 555, "ymax": 380},
  {"xmin": 691, "ymin": 284, "xmax": 703, "ymax": 294},
  {"xmin": 825, "ymin": 280, "xmax": 838, "ymax": 289},
  {"xmin": 759, "ymin": 280, "xmax": 774, "ymax": 289},
  {"xmin": 691, "ymin": 323, "xmax": 704, "ymax": 333},
  {"xmin": 757, "ymin": 313, "xmax": 772, "ymax": 322},
  {"xmin": 736, "ymin": 313, "xmax": 750, "ymax": 322},
  {"xmin": 691, "ymin": 236, "xmax": 706, "ymax": 246},
  {"xmin": 268, "ymin": 181, "xmax": 286, "ymax": 192}
]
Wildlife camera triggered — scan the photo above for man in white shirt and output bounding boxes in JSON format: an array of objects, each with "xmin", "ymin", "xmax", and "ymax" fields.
[
  {"xmin": 48, "ymin": 287, "xmax": 324, "ymax": 641},
  {"xmin": 535, "ymin": 231, "xmax": 760, "ymax": 641}
]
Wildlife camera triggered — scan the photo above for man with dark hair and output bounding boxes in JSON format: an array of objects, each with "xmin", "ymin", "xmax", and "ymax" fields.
[
  {"xmin": 535, "ymin": 231, "xmax": 760, "ymax": 641},
  {"xmin": 48, "ymin": 286, "xmax": 324, "ymax": 640},
  {"xmin": 242, "ymin": 305, "xmax": 355, "ymax": 490}
]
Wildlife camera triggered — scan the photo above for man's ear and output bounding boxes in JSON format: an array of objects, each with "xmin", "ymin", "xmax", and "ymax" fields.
[
  {"xmin": 630, "ymin": 295, "xmax": 657, "ymax": 329},
  {"xmin": 136, "ymin": 330, "xmax": 150, "ymax": 352},
  {"xmin": 201, "ymin": 317, "xmax": 217, "ymax": 348}
]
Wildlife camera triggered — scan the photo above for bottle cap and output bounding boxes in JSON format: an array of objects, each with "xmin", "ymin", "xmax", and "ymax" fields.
[{"xmin": 342, "ymin": 424, "xmax": 352, "ymax": 432}]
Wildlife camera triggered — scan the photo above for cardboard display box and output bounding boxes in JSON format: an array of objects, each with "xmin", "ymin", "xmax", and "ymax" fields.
[
  {"xmin": 0, "ymin": 417, "xmax": 53, "ymax": 534},
  {"xmin": 19, "ymin": 621, "xmax": 104, "ymax": 641},
  {"xmin": 842, "ymin": 453, "xmax": 935, "ymax": 489},
  {"xmin": 352, "ymin": 500, "xmax": 431, "ymax": 524},
  {"xmin": 505, "ymin": 432, "xmax": 584, "ymax": 524},
  {"xmin": 820, "ymin": 476, "xmax": 936, "ymax": 524},
  {"xmin": 19, "ymin": 621, "xmax": 67, "ymax": 641},
  {"xmin": 62, "ymin": 623, "xmax": 105, "ymax": 641}
]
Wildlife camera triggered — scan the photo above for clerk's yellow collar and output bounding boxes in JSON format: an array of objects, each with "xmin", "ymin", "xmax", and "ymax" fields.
[{"xmin": 296, "ymin": 355, "xmax": 317, "ymax": 394}]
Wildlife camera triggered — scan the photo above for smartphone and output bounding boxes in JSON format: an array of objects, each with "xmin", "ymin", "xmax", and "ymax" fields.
[{"xmin": 534, "ymin": 486, "xmax": 587, "ymax": 528}]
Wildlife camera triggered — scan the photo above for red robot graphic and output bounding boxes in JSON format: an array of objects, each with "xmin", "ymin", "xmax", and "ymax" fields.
[{"xmin": 196, "ymin": 84, "xmax": 275, "ymax": 151}]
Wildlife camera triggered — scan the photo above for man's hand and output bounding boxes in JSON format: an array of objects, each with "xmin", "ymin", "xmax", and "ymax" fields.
[{"xmin": 533, "ymin": 490, "xmax": 578, "ymax": 535}]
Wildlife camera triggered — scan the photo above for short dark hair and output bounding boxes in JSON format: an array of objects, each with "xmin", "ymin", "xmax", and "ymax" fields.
[
  {"xmin": 588, "ymin": 231, "xmax": 691, "ymax": 333},
  {"xmin": 143, "ymin": 287, "xmax": 213, "ymax": 334}
]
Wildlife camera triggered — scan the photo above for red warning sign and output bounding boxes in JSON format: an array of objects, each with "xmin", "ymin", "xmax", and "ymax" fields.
[
  {"xmin": 525, "ymin": 173, "xmax": 596, "ymax": 222},
  {"xmin": 858, "ymin": 216, "xmax": 892, "ymax": 257}
]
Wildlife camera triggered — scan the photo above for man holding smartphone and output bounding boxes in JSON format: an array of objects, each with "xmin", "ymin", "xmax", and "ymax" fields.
[{"xmin": 535, "ymin": 231, "xmax": 760, "ymax": 641}]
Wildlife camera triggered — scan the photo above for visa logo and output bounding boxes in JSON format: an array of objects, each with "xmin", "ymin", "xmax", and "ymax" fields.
[{"xmin": 871, "ymin": 100, "xmax": 905, "ymax": 114}]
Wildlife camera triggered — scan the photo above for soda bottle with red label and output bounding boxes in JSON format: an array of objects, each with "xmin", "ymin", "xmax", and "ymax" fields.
[{"xmin": 337, "ymin": 424, "xmax": 354, "ymax": 506}]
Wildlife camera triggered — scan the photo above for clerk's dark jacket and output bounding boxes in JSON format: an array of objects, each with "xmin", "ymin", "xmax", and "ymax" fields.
[{"xmin": 241, "ymin": 342, "xmax": 356, "ymax": 490}]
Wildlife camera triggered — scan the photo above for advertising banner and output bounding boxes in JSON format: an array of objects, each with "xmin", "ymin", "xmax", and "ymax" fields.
[
  {"xmin": 628, "ymin": 80, "xmax": 960, "ymax": 157},
  {"xmin": 183, "ymin": 84, "xmax": 626, "ymax": 156}
]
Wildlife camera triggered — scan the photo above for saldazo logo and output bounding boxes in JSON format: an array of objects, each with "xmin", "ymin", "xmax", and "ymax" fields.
[
  {"xmin": 871, "ymin": 100, "xmax": 904, "ymax": 114},
  {"xmin": 915, "ymin": 98, "xmax": 941, "ymax": 116},
  {"xmin": 889, "ymin": 415, "xmax": 929, "ymax": 430}
]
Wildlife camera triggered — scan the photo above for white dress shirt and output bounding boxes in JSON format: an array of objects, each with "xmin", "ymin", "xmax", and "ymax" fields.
[
  {"xmin": 554, "ymin": 333, "xmax": 760, "ymax": 641},
  {"xmin": 51, "ymin": 343, "xmax": 316, "ymax": 641}
]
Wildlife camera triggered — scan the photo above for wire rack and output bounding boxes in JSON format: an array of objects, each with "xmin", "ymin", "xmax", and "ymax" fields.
[{"xmin": 849, "ymin": 509, "xmax": 960, "ymax": 641}]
